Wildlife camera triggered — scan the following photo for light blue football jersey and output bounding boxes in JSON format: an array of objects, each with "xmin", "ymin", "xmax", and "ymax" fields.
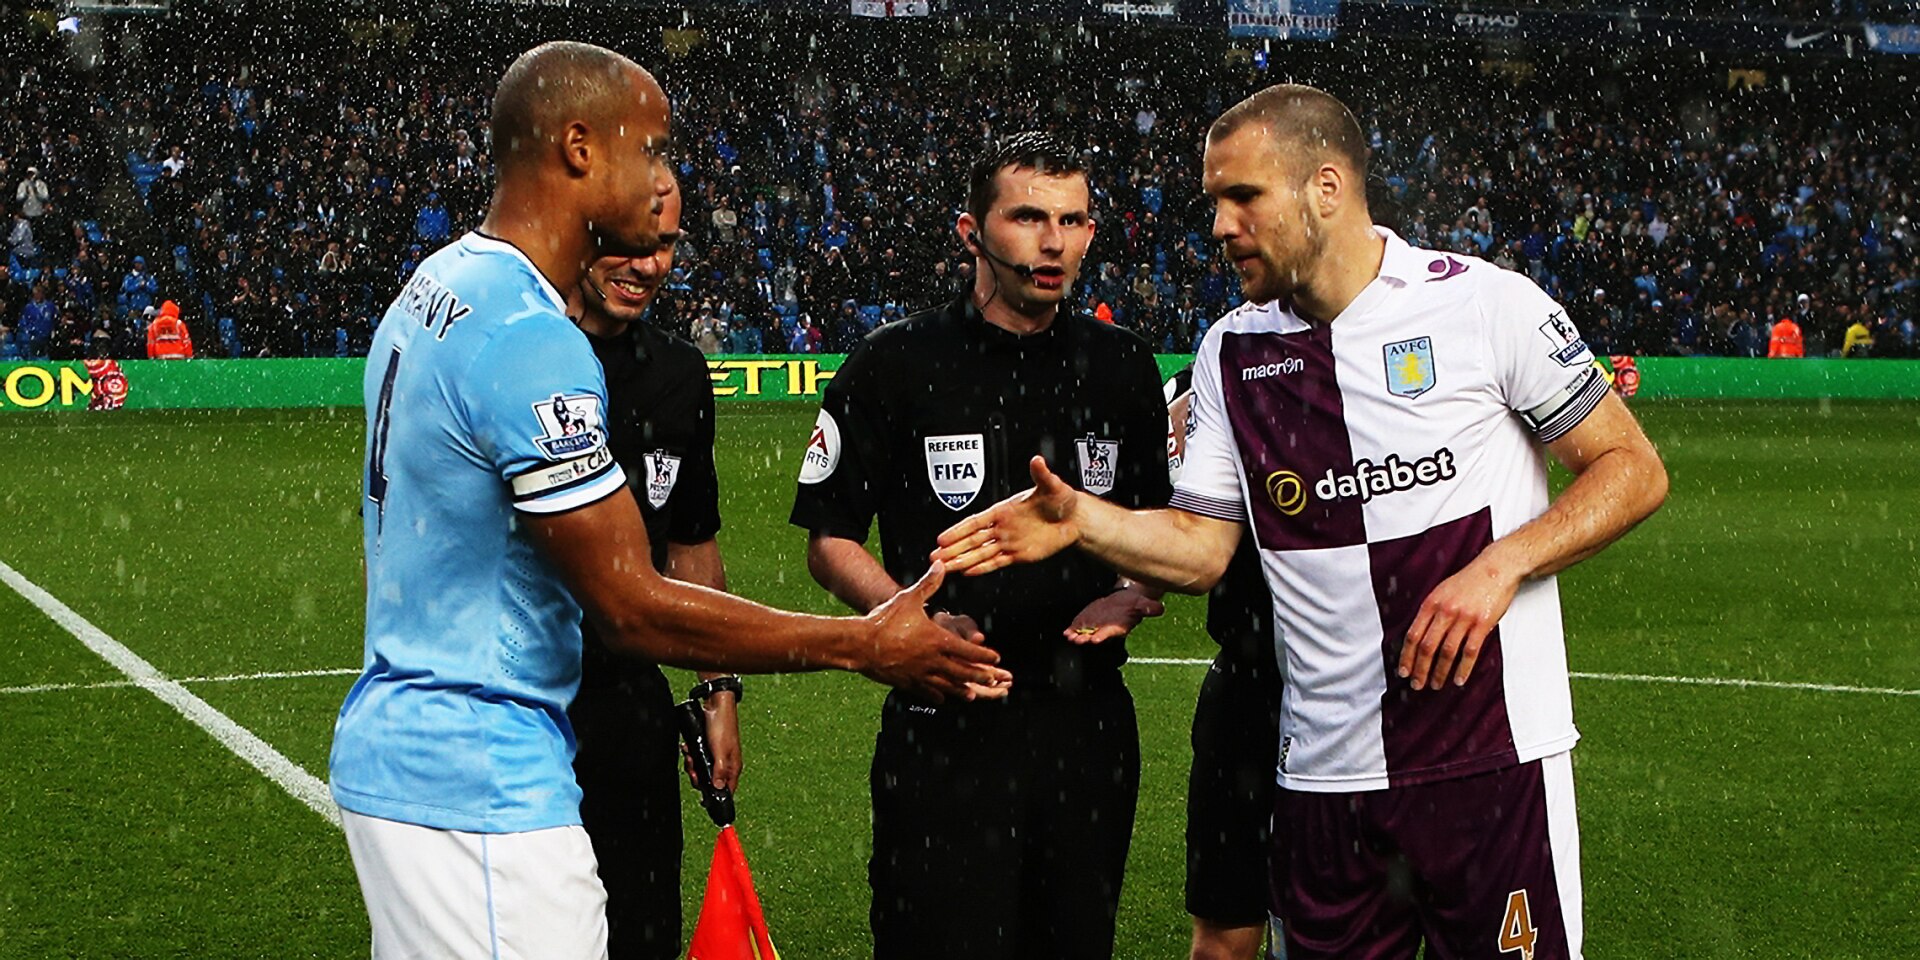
[{"xmin": 328, "ymin": 232, "xmax": 627, "ymax": 833}]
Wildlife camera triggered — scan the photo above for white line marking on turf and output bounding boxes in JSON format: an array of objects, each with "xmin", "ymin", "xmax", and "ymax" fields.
[
  {"xmin": 0, "ymin": 559, "xmax": 342, "ymax": 826},
  {"xmin": 0, "ymin": 667, "xmax": 361, "ymax": 697},
  {"xmin": 1568, "ymin": 670, "xmax": 1920, "ymax": 697},
  {"xmin": 1128, "ymin": 658, "xmax": 1920, "ymax": 696}
]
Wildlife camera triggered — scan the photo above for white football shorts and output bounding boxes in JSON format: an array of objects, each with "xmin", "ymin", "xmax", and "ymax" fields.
[{"xmin": 341, "ymin": 808, "xmax": 609, "ymax": 960}]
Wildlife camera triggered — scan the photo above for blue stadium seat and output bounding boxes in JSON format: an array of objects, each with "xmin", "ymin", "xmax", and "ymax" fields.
[{"xmin": 218, "ymin": 316, "xmax": 241, "ymax": 358}]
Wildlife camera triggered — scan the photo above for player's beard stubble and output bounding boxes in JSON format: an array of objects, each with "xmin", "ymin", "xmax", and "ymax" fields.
[{"xmin": 1242, "ymin": 197, "xmax": 1326, "ymax": 309}]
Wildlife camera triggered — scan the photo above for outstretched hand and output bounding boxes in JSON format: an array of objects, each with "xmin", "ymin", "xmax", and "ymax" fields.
[
  {"xmin": 1064, "ymin": 588, "xmax": 1165, "ymax": 645},
  {"xmin": 934, "ymin": 456, "xmax": 1083, "ymax": 576},
  {"xmin": 862, "ymin": 562, "xmax": 1012, "ymax": 702}
]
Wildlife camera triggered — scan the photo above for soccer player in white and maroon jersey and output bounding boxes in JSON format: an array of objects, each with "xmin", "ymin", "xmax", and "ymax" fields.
[{"xmin": 935, "ymin": 84, "xmax": 1667, "ymax": 960}]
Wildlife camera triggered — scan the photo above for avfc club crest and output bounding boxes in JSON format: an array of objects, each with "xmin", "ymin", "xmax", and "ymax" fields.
[
  {"xmin": 641, "ymin": 451, "xmax": 682, "ymax": 509},
  {"xmin": 924, "ymin": 434, "xmax": 985, "ymax": 511},
  {"xmin": 1383, "ymin": 337, "xmax": 1436, "ymax": 399},
  {"xmin": 530, "ymin": 392, "xmax": 607, "ymax": 459},
  {"xmin": 1076, "ymin": 434, "xmax": 1119, "ymax": 496}
]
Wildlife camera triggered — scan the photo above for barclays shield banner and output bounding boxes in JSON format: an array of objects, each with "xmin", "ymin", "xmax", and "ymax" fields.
[{"xmin": 1226, "ymin": 0, "xmax": 1340, "ymax": 40}]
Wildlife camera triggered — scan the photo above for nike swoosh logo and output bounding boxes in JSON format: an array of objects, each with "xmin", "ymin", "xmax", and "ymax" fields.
[{"xmin": 1785, "ymin": 30, "xmax": 1829, "ymax": 49}]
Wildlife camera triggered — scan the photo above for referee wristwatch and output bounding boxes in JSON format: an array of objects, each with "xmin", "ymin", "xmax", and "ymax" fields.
[{"xmin": 689, "ymin": 676, "xmax": 743, "ymax": 704}]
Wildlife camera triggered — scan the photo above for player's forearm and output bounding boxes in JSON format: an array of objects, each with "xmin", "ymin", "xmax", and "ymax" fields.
[
  {"xmin": 665, "ymin": 540, "xmax": 733, "ymax": 683},
  {"xmin": 596, "ymin": 576, "xmax": 863, "ymax": 674},
  {"xmin": 1481, "ymin": 445, "xmax": 1667, "ymax": 582},
  {"xmin": 806, "ymin": 535, "xmax": 901, "ymax": 614},
  {"xmin": 1075, "ymin": 496, "xmax": 1234, "ymax": 594}
]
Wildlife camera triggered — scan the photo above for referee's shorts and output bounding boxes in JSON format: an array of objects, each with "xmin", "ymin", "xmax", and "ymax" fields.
[
  {"xmin": 869, "ymin": 677, "xmax": 1139, "ymax": 960},
  {"xmin": 1185, "ymin": 650, "xmax": 1284, "ymax": 928},
  {"xmin": 570, "ymin": 661, "xmax": 683, "ymax": 960}
]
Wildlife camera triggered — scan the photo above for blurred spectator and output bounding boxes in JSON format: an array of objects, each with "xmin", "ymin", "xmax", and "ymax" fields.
[
  {"xmin": 415, "ymin": 193, "xmax": 451, "ymax": 246},
  {"xmin": 1842, "ymin": 316, "xmax": 1874, "ymax": 358},
  {"xmin": 120, "ymin": 257, "xmax": 157, "ymax": 317},
  {"xmin": 15, "ymin": 167, "xmax": 49, "ymax": 220},
  {"xmin": 147, "ymin": 299, "xmax": 194, "ymax": 359},
  {"xmin": 17, "ymin": 282, "xmax": 56, "ymax": 358},
  {"xmin": 691, "ymin": 305, "xmax": 725, "ymax": 355},
  {"xmin": 1769, "ymin": 314, "xmax": 1806, "ymax": 358},
  {"xmin": 7, "ymin": 209, "xmax": 36, "ymax": 270}
]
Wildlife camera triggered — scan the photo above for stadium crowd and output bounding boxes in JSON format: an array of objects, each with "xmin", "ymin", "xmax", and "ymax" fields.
[{"xmin": 4, "ymin": 16, "xmax": 1917, "ymax": 362}]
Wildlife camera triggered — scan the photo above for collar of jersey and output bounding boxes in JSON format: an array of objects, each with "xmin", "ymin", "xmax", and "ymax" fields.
[
  {"xmin": 1372, "ymin": 226, "xmax": 1424, "ymax": 286},
  {"xmin": 956, "ymin": 295, "xmax": 1069, "ymax": 346},
  {"xmin": 460, "ymin": 231, "xmax": 569, "ymax": 315}
]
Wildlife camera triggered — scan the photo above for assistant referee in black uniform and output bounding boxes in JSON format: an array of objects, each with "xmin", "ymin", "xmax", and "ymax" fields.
[
  {"xmin": 790, "ymin": 133, "xmax": 1171, "ymax": 960},
  {"xmin": 566, "ymin": 180, "xmax": 743, "ymax": 960},
  {"xmin": 1167, "ymin": 366, "xmax": 1285, "ymax": 960}
]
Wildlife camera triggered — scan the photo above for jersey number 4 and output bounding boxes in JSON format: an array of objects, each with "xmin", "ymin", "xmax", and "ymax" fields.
[
  {"xmin": 1498, "ymin": 889, "xmax": 1538, "ymax": 960},
  {"xmin": 367, "ymin": 345, "xmax": 403, "ymax": 531}
]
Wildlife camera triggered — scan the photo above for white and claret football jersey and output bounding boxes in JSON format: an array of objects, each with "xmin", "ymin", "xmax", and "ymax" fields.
[
  {"xmin": 1171, "ymin": 228, "xmax": 1609, "ymax": 793},
  {"xmin": 330, "ymin": 232, "xmax": 627, "ymax": 833}
]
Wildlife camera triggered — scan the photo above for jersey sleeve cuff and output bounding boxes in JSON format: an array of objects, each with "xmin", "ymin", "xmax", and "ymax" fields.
[
  {"xmin": 1524, "ymin": 367, "xmax": 1609, "ymax": 443},
  {"xmin": 1169, "ymin": 487, "xmax": 1246, "ymax": 523}
]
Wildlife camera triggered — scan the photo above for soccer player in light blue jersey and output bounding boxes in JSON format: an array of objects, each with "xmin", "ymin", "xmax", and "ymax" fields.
[{"xmin": 328, "ymin": 42, "xmax": 1009, "ymax": 960}]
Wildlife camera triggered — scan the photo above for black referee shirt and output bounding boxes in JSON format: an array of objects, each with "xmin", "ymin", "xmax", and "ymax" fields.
[
  {"xmin": 580, "ymin": 319, "xmax": 722, "ymax": 685},
  {"xmin": 790, "ymin": 296, "xmax": 1172, "ymax": 686},
  {"xmin": 1167, "ymin": 366, "xmax": 1275, "ymax": 667}
]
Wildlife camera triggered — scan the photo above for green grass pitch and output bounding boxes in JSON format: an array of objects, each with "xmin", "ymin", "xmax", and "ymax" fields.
[{"xmin": 0, "ymin": 400, "xmax": 1915, "ymax": 958}]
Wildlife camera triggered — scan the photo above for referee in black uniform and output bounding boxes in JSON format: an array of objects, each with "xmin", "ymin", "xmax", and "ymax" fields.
[
  {"xmin": 1167, "ymin": 367, "xmax": 1285, "ymax": 960},
  {"xmin": 790, "ymin": 133, "xmax": 1171, "ymax": 960},
  {"xmin": 566, "ymin": 180, "xmax": 743, "ymax": 960}
]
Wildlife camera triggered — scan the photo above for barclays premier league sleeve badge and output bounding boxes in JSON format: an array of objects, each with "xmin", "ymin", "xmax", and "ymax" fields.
[
  {"xmin": 530, "ymin": 392, "xmax": 607, "ymax": 460},
  {"xmin": 1075, "ymin": 434, "xmax": 1119, "ymax": 496},
  {"xmin": 641, "ymin": 451, "xmax": 682, "ymax": 509}
]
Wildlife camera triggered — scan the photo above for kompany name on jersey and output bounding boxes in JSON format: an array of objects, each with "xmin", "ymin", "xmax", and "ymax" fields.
[
  {"xmin": 1076, "ymin": 434, "xmax": 1120, "ymax": 496},
  {"xmin": 798, "ymin": 409, "xmax": 841, "ymax": 484},
  {"xmin": 531, "ymin": 393, "xmax": 606, "ymax": 459},
  {"xmin": 925, "ymin": 433, "xmax": 985, "ymax": 511},
  {"xmin": 396, "ymin": 270, "xmax": 473, "ymax": 341},
  {"xmin": 1383, "ymin": 337, "xmax": 1436, "ymax": 399},
  {"xmin": 642, "ymin": 450, "xmax": 681, "ymax": 509}
]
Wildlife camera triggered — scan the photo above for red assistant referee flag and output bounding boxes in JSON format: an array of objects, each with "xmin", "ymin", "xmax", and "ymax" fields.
[{"xmin": 686, "ymin": 826, "xmax": 779, "ymax": 960}]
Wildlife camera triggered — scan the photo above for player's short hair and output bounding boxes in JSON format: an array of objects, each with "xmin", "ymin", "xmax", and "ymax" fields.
[
  {"xmin": 491, "ymin": 41, "xmax": 649, "ymax": 173},
  {"xmin": 965, "ymin": 132, "xmax": 1092, "ymax": 224},
  {"xmin": 1209, "ymin": 83, "xmax": 1370, "ymax": 181}
]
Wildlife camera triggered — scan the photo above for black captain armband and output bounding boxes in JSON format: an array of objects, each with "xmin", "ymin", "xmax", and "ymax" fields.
[{"xmin": 690, "ymin": 676, "xmax": 744, "ymax": 704}]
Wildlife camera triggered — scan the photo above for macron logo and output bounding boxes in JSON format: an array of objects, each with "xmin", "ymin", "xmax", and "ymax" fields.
[
  {"xmin": 1242, "ymin": 358, "xmax": 1305, "ymax": 381},
  {"xmin": 1426, "ymin": 257, "xmax": 1469, "ymax": 282}
]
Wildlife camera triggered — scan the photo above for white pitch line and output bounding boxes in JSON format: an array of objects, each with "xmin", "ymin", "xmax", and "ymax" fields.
[
  {"xmin": 0, "ymin": 559, "xmax": 342, "ymax": 827},
  {"xmin": 1129, "ymin": 658, "xmax": 1920, "ymax": 696},
  {"xmin": 0, "ymin": 666, "xmax": 361, "ymax": 697},
  {"xmin": 1566, "ymin": 670, "xmax": 1920, "ymax": 697}
]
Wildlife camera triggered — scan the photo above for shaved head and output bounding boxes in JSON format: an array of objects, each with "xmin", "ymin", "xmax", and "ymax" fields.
[
  {"xmin": 491, "ymin": 41, "xmax": 658, "ymax": 174},
  {"xmin": 1208, "ymin": 83, "xmax": 1369, "ymax": 181}
]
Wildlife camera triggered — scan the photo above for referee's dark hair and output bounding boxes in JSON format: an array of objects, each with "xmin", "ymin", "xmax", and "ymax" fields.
[{"xmin": 965, "ymin": 132, "xmax": 1093, "ymax": 224}]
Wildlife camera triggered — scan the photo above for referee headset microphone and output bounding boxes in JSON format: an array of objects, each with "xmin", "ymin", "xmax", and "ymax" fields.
[
  {"xmin": 967, "ymin": 225, "xmax": 1038, "ymax": 281},
  {"xmin": 966, "ymin": 224, "xmax": 1039, "ymax": 315}
]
